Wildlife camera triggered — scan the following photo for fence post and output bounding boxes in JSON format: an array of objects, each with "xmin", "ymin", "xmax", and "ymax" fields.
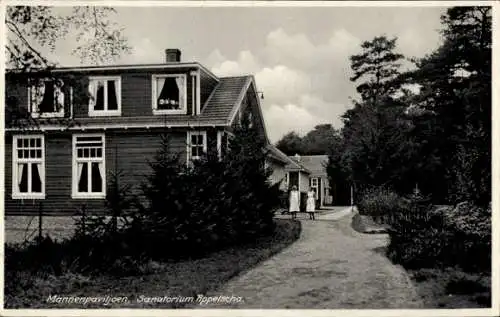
[{"xmin": 38, "ymin": 202, "xmax": 43, "ymax": 241}]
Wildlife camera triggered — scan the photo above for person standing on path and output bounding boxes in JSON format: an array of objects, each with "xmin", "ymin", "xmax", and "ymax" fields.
[
  {"xmin": 306, "ymin": 187, "xmax": 316, "ymax": 220},
  {"xmin": 289, "ymin": 185, "xmax": 300, "ymax": 219}
]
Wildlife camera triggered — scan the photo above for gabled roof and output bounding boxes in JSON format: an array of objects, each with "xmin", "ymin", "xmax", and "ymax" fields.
[
  {"xmin": 265, "ymin": 144, "xmax": 308, "ymax": 171},
  {"xmin": 288, "ymin": 155, "xmax": 329, "ymax": 177},
  {"xmin": 201, "ymin": 76, "xmax": 252, "ymax": 124}
]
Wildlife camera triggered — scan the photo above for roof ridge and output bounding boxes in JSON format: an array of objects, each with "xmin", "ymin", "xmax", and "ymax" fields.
[{"xmin": 219, "ymin": 75, "xmax": 253, "ymax": 79}]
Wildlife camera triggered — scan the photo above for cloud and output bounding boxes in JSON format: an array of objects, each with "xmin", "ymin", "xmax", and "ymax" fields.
[
  {"xmin": 263, "ymin": 27, "xmax": 360, "ymax": 72},
  {"xmin": 398, "ymin": 27, "xmax": 442, "ymax": 59},
  {"xmin": 208, "ymin": 27, "xmax": 361, "ymax": 142},
  {"xmin": 207, "ymin": 24, "xmax": 440, "ymax": 143},
  {"xmin": 123, "ymin": 38, "xmax": 161, "ymax": 64},
  {"xmin": 205, "ymin": 49, "xmax": 226, "ymax": 67},
  {"xmin": 211, "ymin": 50, "xmax": 260, "ymax": 76},
  {"xmin": 262, "ymin": 95, "xmax": 346, "ymax": 142},
  {"xmin": 263, "ymin": 104, "xmax": 324, "ymax": 142},
  {"xmin": 255, "ymin": 66, "xmax": 312, "ymax": 105}
]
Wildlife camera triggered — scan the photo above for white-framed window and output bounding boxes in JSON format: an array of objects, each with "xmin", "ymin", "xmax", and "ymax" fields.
[
  {"xmin": 72, "ymin": 134, "xmax": 106, "ymax": 199},
  {"xmin": 186, "ymin": 131, "xmax": 207, "ymax": 164},
  {"xmin": 12, "ymin": 135, "xmax": 45, "ymax": 199},
  {"xmin": 28, "ymin": 78, "xmax": 65, "ymax": 118},
  {"xmin": 310, "ymin": 177, "xmax": 319, "ymax": 199},
  {"xmin": 152, "ymin": 74, "xmax": 187, "ymax": 115},
  {"xmin": 88, "ymin": 76, "xmax": 121, "ymax": 116}
]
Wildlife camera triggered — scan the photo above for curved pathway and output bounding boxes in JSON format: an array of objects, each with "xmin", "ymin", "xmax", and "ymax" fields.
[{"xmin": 204, "ymin": 208, "xmax": 423, "ymax": 309}]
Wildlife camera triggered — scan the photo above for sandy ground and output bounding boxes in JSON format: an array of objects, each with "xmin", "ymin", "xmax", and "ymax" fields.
[{"xmin": 203, "ymin": 209, "xmax": 424, "ymax": 309}]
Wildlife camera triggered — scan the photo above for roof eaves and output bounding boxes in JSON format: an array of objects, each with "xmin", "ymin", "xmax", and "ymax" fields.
[
  {"xmin": 285, "ymin": 160, "xmax": 312, "ymax": 174},
  {"xmin": 227, "ymin": 75, "xmax": 253, "ymax": 125},
  {"xmin": 249, "ymin": 76, "xmax": 272, "ymax": 145},
  {"xmin": 6, "ymin": 62, "xmax": 219, "ymax": 79},
  {"xmin": 197, "ymin": 63, "xmax": 220, "ymax": 82},
  {"xmin": 265, "ymin": 145, "xmax": 289, "ymax": 165}
]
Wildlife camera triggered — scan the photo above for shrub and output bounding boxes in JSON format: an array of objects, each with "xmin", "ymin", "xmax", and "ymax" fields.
[
  {"xmin": 129, "ymin": 126, "xmax": 281, "ymax": 259},
  {"xmin": 445, "ymin": 274, "xmax": 489, "ymax": 295},
  {"xmin": 386, "ymin": 200, "xmax": 491, "ymax": 273},
  {"xmin": 442, "ymin": 202, "xmax": 491, "ymax": 272},
  {"xmin": 357, "ymin": 187, "xmax": 410, "ymax": 224},
  {"xmin": 6, "ymin": 126, "xmax": 282, "ymax": 279}
]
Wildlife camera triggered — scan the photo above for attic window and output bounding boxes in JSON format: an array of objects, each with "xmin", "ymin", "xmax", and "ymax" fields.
[
  {"xmin": 152, "ymin": 74, "xmax": 187, "ymax": 115},
  {"xmin": 247, "ymin": 111, "xmax": 254, "ymax": 128},
  {"xmin": 88, "ymin": 76, "xmax": 121, "ymax": 116},
  {"xmin": 29, "ymin": 79, "xmax": 65, "ymax": 118}
]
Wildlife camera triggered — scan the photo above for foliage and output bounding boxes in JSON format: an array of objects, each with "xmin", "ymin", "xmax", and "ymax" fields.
[
  {"xmin": 402, "ymin": 6, "xmax": 491, "ymax": 205},
  {"xmin": 335, "ymin": 35, "xmax": 427, "ymax": 197},
  {"xmin": 356, "ymin": 186, "xmax": 490, "ymax": 273},
  {"xmin": 6, "ymin": 6, "xmax": 131, "ymax": 69},
  {"xmin": 349, "ymin": 36, "xmax": 404, "ymax": 103},
  {"xmin": 326, "ymin": 7, "xmax": 491, "ymax": 205},
  {"xmin": 386, "ymin": 201, "xmax": 491, "ymax": 273},
  {"xmin": 129, "ymin": 125, "xmax": 281, "ymax": 258},
  {"xmin": 356, "ymin": 187, "xmax": 409, "ymax": 224},
  {"xmin": 276, "ymin": 124, "xmax": 341, "ymax": 155},
  {"xmin": 5, "ymin": 219, "xmax": 301, "ymax": 308},
  {"xmin": 6, "ymin": 6, "xmax": 131, "ymax": 131},
  {"xmin": 275, "ymin": 131, "xmax": 304, "ymax": 155},
  {"xmin": 6, "ymin": 124, "xmax": 282, "ymax": 281}
]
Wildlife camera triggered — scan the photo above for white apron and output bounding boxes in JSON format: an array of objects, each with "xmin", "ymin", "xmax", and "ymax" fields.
[
  {"xmin": 289, "ymin": 190, "xmax": 300, "ymax": 212},
  {"xmin": 306, "ymin": 191, "xmax": 316, "ymax": 212}
]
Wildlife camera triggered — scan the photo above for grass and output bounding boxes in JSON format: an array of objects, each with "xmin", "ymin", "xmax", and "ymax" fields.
[
  {"xmin": 409, "ymin": 267, "xmax": 491, "ymax": 308},
  {"xmin": 4, "ymin": 218, "xmax": 301, "ymax": 309}
]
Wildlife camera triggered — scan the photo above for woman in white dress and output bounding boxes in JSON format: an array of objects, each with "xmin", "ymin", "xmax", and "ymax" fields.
[
  {"xmin": 289, "ymin": 185, "xmax": 300, "ymax": 219},
  {"xmin": 306, "ymin": 187, "xmax": 316, "ymax": 220}
]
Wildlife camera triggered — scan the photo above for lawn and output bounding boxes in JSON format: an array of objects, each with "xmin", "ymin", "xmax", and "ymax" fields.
[
  {"xmin": 409, "ymin": 268, "xmax": 491, "ymax": 308},
  {"xmin": 4, "ymin": 218, "xmax": 301, "ymax": 309}
]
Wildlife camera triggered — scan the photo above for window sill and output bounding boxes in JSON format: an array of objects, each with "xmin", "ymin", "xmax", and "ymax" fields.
[
  {"xmin": 88, "ymin": 111, "xmax": 122, "ymax": 117},
  {"xmin": 72, "ymin": 193, "xmax": 106, "ymax": 199},
  {"xmin": 153, "ymin": 109, "xmax": 187, "ymax": 115},
  {"xmin": 12, "ymin": 193, "xmax": 46, "ymax": 200},
  {"xmin": 31, "ymin": 112, "xmax": 65, "ymax": 119}
]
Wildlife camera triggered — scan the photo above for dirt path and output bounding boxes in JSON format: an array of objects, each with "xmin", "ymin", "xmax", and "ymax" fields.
[{"xmin": 203, "ymin": 210, "xmax": 423, "ymax": 309}]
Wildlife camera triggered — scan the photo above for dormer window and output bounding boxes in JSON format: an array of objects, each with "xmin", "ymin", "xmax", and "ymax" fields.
[
  {"xmin": 152, "ymin": 74, "xmax": 187, "ymax": 115},
  {"xmin": 88, "ymin": 76, "xmax": 121, "ymax": 116},
  {"xmin": 29, "ymin": 78, "xmax": 65, "ymax": 118}
]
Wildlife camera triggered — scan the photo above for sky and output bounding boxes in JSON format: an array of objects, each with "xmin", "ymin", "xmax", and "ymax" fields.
[{"xmin": 41, "ymin": 5, "xmax": 447, "ymax": 142}]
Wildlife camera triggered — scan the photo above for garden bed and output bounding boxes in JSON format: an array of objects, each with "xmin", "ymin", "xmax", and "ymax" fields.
[{"xmin": 5, "ymin": 219, "xmax": 301, "ymax": 309}]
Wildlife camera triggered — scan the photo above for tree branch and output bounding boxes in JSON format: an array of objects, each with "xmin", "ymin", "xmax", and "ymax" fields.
[{"xmin": 6, "ymin": 19, "xmax": 51, "ymax": 68}]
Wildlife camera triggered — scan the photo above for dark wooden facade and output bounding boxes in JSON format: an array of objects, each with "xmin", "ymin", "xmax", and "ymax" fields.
[
  {"xmin": 4, "ymin": 60, "xmax": 271, "ymax": 215},
  {"xmin": 4, "ymin": 127, "xmax": 228, "ymax": 215},
  {"xmin": 6, "ymin": 65, "xmax": 215, "ymax": 119}
]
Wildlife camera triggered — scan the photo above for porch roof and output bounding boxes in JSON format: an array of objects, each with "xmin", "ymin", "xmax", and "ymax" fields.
[{"xmin": 289, "ymin": 155, "xmax": 329, "ymax": 177}]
